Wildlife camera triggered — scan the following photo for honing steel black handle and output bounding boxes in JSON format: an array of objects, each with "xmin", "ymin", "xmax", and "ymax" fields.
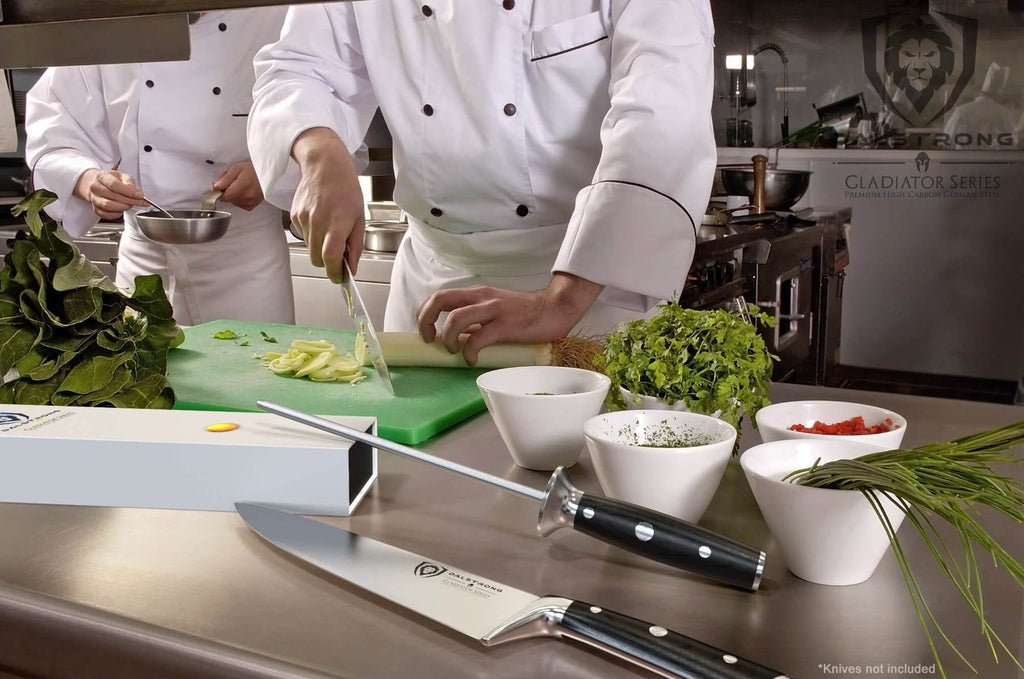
[
  {"xmin": 559, "ymin": 600, "xmax": 789, "ymax": 679},
  {"xmin": 574, "ymin": 493, "xmax": 765, "ymax": 590}
]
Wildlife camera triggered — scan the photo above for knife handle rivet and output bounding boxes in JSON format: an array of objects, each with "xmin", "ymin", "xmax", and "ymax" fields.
[
  {"xmin": 698, "ymin": 545, "xmax": 712, "ymax": 559},
  {"xmin": 723, "ymin": 655, "xmax": 738, "ymax": 664},
  {"xmin": 649, "ymin": 626, "xmax": 668, "ymax": 637},
  {"xmin": 581, "ymin": 507, "xmax": 595, "ymax": 519},
  {"xmin": 634, "ymin": 522, "xmax": 654, "ymax": 542},
  {"xmin": 589, "ymin": 606, "xmax": 602, "ymax": 614}
]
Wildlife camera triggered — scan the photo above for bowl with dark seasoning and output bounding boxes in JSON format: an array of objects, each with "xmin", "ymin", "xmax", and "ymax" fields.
[
  {"xmin": 477, "ymin": 366, "xmax": 611, "ymax": 471},
  {"xmin": 583, "ymin": 410, "xmax": 737, "ymax": 522}
]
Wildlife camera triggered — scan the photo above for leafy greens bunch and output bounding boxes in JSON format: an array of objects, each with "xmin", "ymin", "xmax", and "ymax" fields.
[
  {"xmin": 0, "ymin": 191, "xmax": 181, "ymax": 408},
  {"xmin": 599, "ymin": 304, "xmax": 776, "ymax": 430},
  {"xmin": 786, "ymin": 422, "xmax": 1024, "ymax": 678}
]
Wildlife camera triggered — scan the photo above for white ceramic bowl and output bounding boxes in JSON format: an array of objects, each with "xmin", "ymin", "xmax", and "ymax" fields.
[
  {"xmin": 583, "ymin": 410, "xmax": 737, "ymax": 523},
  {"xmin": 755, "ymin": 400, "xmax": 907, "ymax": 449},
  {"xmin": 477, "ymin": 367, "xmax": 610, "ymax": 471},
  {"xmin": 740, "ymin": 438, "xmax": 907, "ymax": 586}
]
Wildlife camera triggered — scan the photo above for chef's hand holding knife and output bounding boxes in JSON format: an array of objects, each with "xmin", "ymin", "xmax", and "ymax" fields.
[{"xmin": 290, "ymin": 127, "xmax": 365, "ymax": 283}]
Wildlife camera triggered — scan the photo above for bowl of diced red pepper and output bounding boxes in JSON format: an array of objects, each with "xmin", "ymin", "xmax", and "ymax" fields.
[{"xmin": 754, "ymin": 400, "xmax": 907, "ymax": 448}]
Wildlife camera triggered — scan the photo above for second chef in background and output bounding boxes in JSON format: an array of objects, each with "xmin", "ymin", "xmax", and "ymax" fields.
[
  {"xmin": 248, "ymin": 1, "xmax": 716, "ymax": 363},
  {"xmin": 25, "ymin": 9, "xmax": 295, "ymax": 326}
]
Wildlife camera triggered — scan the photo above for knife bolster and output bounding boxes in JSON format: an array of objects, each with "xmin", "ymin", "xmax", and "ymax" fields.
[
  {"xmin": 480, "ymin": 596, "xmax": 573, "ymax": 646},
  {"xmin": 537, "ymin": 467, "xmax": 583, "ymax": 537}
]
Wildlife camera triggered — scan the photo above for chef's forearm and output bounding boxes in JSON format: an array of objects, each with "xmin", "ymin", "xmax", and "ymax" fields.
[
  {"xmin": 30, "ymin": 151, "xmax": 104, "ymax": 237},
  {"xmin": 545, "ymin": 273, "xmax": 604, "ymax": 319},
  {"xmin": 291, "ymin": 127, "xmax": 348, "ymax": 166}
]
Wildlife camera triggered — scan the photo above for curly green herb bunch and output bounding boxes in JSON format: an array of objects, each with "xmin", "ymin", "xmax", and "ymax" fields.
[
  {"xmin": 0, "ymin": 191, "xmax": 181, "ymax": 408},
  {"xmin": 785, "ymin": 422, "xmax": 1024, "ymax": 679},
  {"xmin": 598, "ymin": 304, "xmax": 777, "ymax": 431}
]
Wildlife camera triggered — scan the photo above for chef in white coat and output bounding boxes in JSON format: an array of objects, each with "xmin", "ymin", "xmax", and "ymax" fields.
[
  {"xmin": 249, "ymin": 1, "xmax": 715, "ymax": 363},
  {"xmin": 26, "ymin": 9, "xmax": 294, "ymax": 326},
  {"xmin": 943, "ymin": 62, "xmax": 1017, "ymax": 150}
]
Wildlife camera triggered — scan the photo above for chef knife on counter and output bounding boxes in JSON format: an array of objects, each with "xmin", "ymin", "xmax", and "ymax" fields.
[
  {"xmin": 257, "ymin": 400, "xmax": 766, "ymax": 591},
  {"xmin": 236, "ymin": 503, "xmax": 789, "ymax": 679},
  {"xmin": 341, "ymin": 258, "xmax": 394, "ymax": 395}
]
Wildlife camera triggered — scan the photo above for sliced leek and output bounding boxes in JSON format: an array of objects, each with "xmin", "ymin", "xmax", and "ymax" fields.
[{"xmin": 262, "ymin": 339, "xmax": 365, "ymax": 384}]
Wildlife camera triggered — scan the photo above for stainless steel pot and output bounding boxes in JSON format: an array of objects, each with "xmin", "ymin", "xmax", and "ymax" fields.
[
  {"xmin": 135, "ymin": 190, "xmax": 230, "ymax": 244},
  {"xmin": 720, "ymin": 167, "xmax": 811, "ymax": 211},
  {"xmin": 363, "ymin": 221, "xmax": 407, "ymax": 253}
]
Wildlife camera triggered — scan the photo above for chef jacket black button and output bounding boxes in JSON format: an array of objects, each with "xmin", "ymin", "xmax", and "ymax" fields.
[
  {"xmin": 205, "ymin": 159, "xmax": 214, "ymax": 165},
  {"xmin": 503, "ymin": 103, "xmax": 517, "ymax": 116},
  {"xmin": 423, "ymin": 104, "xmax": 434, "ymax": 116},
  {"xmin": 502, "ymin": 0, "xmax": 515, "ymax": 9},
  {"xmin": 218, "ymin": 23, "xmax": 227, "ymax": 31},
  {"xmin": 145, "ymin": 80, "xmax": 154, "ymax": 88},
  {"xmin": 516, "ymin": 204, "xmax": 529, "ymax": 217},
  {"xmin": 213, "ymin": 86, "xmax": 221, "ymax": 95},
  {"xmin": 421, "ymin": 5, "xmax": 433, "ymax": 16},
  {"xmin": 144, "ymin": 145, "xmax": 153, "ymax": 152},
  {"xmin": 430, "ymin": 207, "xmax": 443, "ymax": 217}
]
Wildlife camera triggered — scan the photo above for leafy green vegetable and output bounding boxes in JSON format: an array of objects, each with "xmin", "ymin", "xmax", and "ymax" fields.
[
  {"xmin": 785, "ymin": 422, "xmax": 1024, "ymax": 679},
  {"xmin": 213, "ymin": 329, "xmax": 241, "ymax": 340},
  {"xmin": 0, "ymin": 190, "xmax": 179, "ymax": 408},
  {"xmin": 260, "ymin": 330, "xmax": 278, "ymax": 343},
  {"xmin": 598, "ymin": 304, "xmax": 776, "ymax": 431},
  {"xmin": 236, "ymin": 340, "xmax": 250, "ymax": 347}
]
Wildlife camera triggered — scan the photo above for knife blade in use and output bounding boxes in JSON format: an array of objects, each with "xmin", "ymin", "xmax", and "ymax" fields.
[
  {"xmin": 235, "ymin": 503, "xmax": 789, "ymax": 679},
  {"xmin": 341, "ymin": 259, "xmax": 394, "ymax": 395}
]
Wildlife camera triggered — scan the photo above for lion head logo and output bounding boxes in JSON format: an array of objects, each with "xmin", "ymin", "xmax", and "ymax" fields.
[
  {"xmin": 863, "ymin": 11, "xmax": 977, "ymax": 127},
  {"xmin": 414, "ymin": 562, "xmax": 448, "ymax": 579},
  {"xmin": 884, "ymin": 19, "xmax": 955, "ymax": 113}
]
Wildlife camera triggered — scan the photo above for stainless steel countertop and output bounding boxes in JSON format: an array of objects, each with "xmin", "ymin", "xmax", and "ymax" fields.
[{"xmin": 0, "ymin": 384, "xmax": 1021, "ymax": 679}]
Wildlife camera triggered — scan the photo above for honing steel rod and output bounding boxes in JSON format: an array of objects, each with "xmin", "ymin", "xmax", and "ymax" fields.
[{"xmin": 257, "ymin": 400, "xmax": 766, "ymax": 590}]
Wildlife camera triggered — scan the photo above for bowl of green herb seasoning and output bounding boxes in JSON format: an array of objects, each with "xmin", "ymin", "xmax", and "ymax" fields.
[{"xmin": 583, "ymin": 410, "xmax": 737, "ymax": 522}]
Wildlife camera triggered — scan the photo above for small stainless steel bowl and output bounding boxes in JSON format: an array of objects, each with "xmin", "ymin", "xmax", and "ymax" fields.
[
  {"xmin": 363, "ymin": 221, "xmax": 407, "ymax": 253},
  {"xmin": 136, "ymin": 210, "xmax": 232, "ymax": 244},
  {"xmin": 720, "ymin": 168, "xmax": 811, "ymax": 211}
]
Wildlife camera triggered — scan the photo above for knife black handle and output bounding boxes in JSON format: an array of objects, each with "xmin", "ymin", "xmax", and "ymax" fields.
[
  {"xmin": 558, "ymin": 600, "xmax": 788, "ymax": 679},
  {"xmin": 573, "ymin": 493, "xmax": 764, "ymax": 590}
]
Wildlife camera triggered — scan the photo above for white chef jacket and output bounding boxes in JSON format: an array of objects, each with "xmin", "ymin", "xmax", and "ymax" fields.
[
  {"xmin": 942, "ymin": 95, "xmax": 1018, "ymax": 150},
  {"xmin": 25, "ymin": 9, "xmax": 295, "ymax": 326},
  {"xmin": 249, "ymin": 0, "xmax": 716, "ymax": 333}
]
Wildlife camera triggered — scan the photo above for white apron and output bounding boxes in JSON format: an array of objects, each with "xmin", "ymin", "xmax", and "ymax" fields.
[
  {"xmin": 385, "ymin": 217, "xmax": 652, "ymax": 335},
  {"xmin": 117, "ymin": 203, "xmax": 293, "ymax": 326}
]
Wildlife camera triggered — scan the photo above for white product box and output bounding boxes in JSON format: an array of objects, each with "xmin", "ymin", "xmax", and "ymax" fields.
[{"xmin": 0, "ymin": 406, "xmax": 376, "ymax": 516}]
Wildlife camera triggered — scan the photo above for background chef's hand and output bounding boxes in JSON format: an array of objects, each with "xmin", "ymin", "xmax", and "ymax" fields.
[
  {"xmin": 213, "ymin": 161, "xmax": 264, "ymax": 211},
  {"xmin": 290, "ymin": 127, "xmax": 365, "ymax": 283},
  {"xmin": 417, "ymin": 273, "xmax": 605, "ymax": 365},
  {"xmin": 73, "ymin": 169, "xmax": 148, "ymax": 220}
]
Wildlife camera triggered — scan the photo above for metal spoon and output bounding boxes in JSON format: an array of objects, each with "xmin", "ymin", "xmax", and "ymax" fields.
[{"xmin": 143, "ymin": 196, "xmax": 175, "ymax": 219}]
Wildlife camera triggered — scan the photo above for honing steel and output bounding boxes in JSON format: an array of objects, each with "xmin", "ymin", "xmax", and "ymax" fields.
[
  {"xmin": 256, "ymin": 400, "xmax": 766, "ymax": 590},
  {"xmin": 236, "ymin": 503, "xmax": 789, "ymax": 679}
]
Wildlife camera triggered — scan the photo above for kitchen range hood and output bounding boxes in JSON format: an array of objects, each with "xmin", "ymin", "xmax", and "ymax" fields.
[{"xmin": 0, "ymin": 0, "xmax": 340, "ymax": 68}]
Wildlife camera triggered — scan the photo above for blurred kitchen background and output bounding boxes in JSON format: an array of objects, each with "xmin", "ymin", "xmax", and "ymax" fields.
[{"xmin": 2, "ymin": 0, "xmax": 1022, "ymax": 404}]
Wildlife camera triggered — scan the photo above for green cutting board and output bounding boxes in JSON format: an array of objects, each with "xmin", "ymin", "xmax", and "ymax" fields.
[{"xmin": 167, "ymin": 320, "xmax": 486, "ymax": 444}]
